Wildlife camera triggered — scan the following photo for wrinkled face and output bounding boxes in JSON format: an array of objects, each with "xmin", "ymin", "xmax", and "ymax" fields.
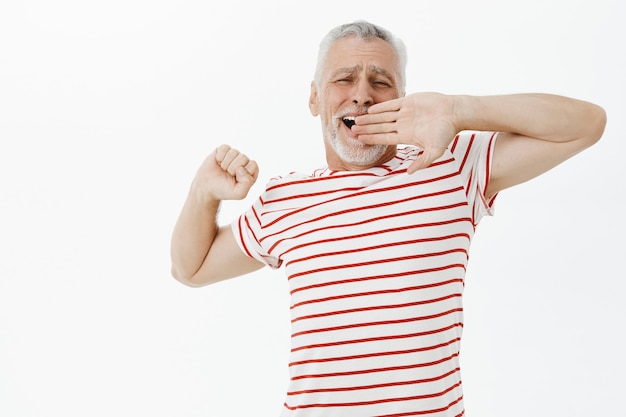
[{"xmin": 309, "ymin": 36, "xmax": 402, "ymax": 170}]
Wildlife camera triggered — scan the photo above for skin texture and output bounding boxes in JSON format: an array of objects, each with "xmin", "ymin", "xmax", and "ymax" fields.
[{"xmin": 170, "ymin": 35, "xmax": 606, "ymax": 287}]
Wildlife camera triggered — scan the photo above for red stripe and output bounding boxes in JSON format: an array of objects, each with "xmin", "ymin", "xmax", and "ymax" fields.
[
  {"xmin": 290, "ymin": 323, "xmax": 463, "ymax": 353},
  {"xmin": 286, "ymin": 233, "xmax": 470, "ymax": 267},
  {"xmin": 287, "ymin": 249, "xmax": 468, "ymax": 281},
  {"xmin": 449, "ymin": 134, "xmax": 460, "ymax": 153},
  {"xmin": 266, "ymin": 170, "xmax": 381, "ymax": 192},
  {"xmin": 291, "ymin": 288, "xmax": 462, "ymax": 318},
  {"xmin": 283, "ymin": 381, "xmax": 462, "ymax": 410},
  {"xmin": 288, "ymin": 368, "xmax": 460, "ymax": 395},
  {"xmin": 456, "ymin": 133, "xmax": 476, "ymax": 175},
  {"xmin": 289, "ymin": 338, "xmax": 460, "ymax": 367},
  {"xmin": 375, "ymin": 394, "xmax": 464, "ymax": 416},
  {"xmin": 251, "ymin": 201, "xmax": 261, "ymax": 226},
  {"xmin": 465, "ymin": 171, "xmax": 473, "ymax": 198},
  {"xmin": 291, "ymin": 353, "xmax": 459, "ymax": 381},
  {"xmin": 265, "ymin": 186, "xmax": 364, "ymax": 204},
  {"xmin": 290, "ymin": 267, "xmax": 465, "ymax": 296},
  {"xmin": 291, "ymin": 308, "xmax": 463, "ymax": 338}
]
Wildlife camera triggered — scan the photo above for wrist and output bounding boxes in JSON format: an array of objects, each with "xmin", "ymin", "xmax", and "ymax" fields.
[
  {"xmin": 451, "ymin": 94, "xmax": 475, "ymax": 133},
  {"xmin": 189, "ymin": 179, "xmax": 221, "ymax": 209}
]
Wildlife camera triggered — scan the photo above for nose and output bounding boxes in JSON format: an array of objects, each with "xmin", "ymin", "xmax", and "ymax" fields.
[{"xmin": 352, "ymin": 79, "xmax": 373, "ymax": 107}]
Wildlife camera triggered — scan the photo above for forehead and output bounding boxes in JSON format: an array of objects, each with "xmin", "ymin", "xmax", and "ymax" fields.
[{"xmin": 324, "ymin": 36, "xmax": 400, "ymax": 78}]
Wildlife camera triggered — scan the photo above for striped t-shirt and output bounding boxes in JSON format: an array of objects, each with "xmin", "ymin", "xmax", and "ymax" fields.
[{"xmin": 233, "ymin": 131, "xmax": 498, "ymax": 417}]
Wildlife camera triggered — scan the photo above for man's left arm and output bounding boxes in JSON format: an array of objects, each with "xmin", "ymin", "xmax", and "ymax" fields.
[
  {"xmin": 353, "ymin": 92, "xmax": 606, "ymax": 198},
  {"xmin": 453, "ymin": 93, "xmax": 606, "ymax": 199}
]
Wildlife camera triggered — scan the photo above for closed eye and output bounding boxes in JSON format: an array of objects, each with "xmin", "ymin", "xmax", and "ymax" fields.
[{"xmin": 372, "ymin": 79, "xmax": 392, "ymax": 87}]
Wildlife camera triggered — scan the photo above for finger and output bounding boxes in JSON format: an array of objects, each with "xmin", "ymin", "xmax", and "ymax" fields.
[
  {"xmin": 406, "ymin": 148, "xmax": 446, "ymax": 174},
  {"xmin": 406, "ymin": 158, "xmax": 428, "ymax": 174},
  {"xmin": 355, "ymin": 111, "xmax": 397, "ymax": 126},
  {"xmin": 214, "ymin": 144, "xmax": 231, "ymax": 163},
  {"xmin": 225, "ymin": 153, "xmax": 250, "ymax": 176},
  {"xmin": 219, "ymin": 148, "xmax": 241, "ymax": 172},
  {"xmin": 357, "ymin": 131, "xmax": 400, "ymax": 145},
  {"xmin": 352, "ymin": 121, "xmax": 397, "ymax": 136},
  {"xmin": 235, "ymin": 166, "xmax": 254, "ymax": 184},
  {"xmin": 244, "ymin": 159, "xmax": 259, "ymax": 181},
  {"xmin": 367, "ymin": 98, "xmax": 402, "ymax": 114}
]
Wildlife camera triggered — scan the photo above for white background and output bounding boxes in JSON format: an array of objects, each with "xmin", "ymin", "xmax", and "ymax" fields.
[{"xmin": 1, "ymin": 1, "xmax": 624, "ymax": 416}]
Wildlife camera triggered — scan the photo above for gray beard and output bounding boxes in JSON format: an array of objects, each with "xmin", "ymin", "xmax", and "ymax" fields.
[{"xmin": 325, "ymin": 123, "xmax": 388, "ymax": 167}]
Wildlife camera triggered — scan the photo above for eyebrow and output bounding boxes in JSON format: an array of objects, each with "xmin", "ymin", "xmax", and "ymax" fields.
[
  {"xmin": 331, "ymin": 65, "xmax": 360, "ymax": 78},
  {"xmin": 368, "ymin": 65, "xmax": 394, "ymax": 80},
  {"xmin": 331, "ymin": 65, "xmax": 395, "ymax": 81}
]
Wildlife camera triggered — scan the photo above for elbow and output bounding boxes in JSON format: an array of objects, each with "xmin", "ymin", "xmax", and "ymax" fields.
[
  {"xmin": 587, "ymin": 103, "xmax": 607, "ymax": 145},
  {"xmin": 171, "ymin": 266, "xmax": 205, "ymax": 288}
]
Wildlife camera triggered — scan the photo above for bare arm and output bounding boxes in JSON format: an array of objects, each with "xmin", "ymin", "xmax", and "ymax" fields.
[
  {"xmin": 170, "ymin": 145, "xmax": 264, "ymax": 287},
  {"xmin": 453, "ymin": 94, "xmax": 606, "ymax": 197},
  {"xmin": 353, "ymin": 92, "xmax": 606, "ymax": 197}
]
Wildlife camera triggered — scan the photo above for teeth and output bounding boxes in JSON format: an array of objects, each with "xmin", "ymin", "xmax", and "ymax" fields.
[{"xmin": 342, "ymin": 116, "xmax": 356, "ymax": 129}]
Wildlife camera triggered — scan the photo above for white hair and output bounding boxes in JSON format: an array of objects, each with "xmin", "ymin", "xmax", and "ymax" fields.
[{"xmin": 314, "ymin": 20, "xmax": 407, "ymax": 95}]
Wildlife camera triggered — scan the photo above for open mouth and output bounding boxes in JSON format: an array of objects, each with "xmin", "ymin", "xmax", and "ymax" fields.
[{"xmin": 342, "ymin": 116, "xmax": 356, "ymax": 129}]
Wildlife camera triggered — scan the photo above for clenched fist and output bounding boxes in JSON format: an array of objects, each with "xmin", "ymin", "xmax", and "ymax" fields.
[{"xmin": 192, "ymin": 144, "xmax": 259, "ymax": 203}]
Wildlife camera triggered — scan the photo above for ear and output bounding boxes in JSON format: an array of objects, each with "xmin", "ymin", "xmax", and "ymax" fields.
[{"xmin": 308, "ymin": 81, "xmax": 319, "ymax": 116}]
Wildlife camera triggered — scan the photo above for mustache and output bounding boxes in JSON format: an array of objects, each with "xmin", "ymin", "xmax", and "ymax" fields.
[{"xmin": 333, "ymin": 106, "xmax": 370, "ymax": 119}]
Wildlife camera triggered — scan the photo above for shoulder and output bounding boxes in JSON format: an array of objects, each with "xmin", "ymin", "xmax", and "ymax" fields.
[
  {"xmin": 256, "ymin": 169, "xmax": 332, "ymax": 205},
  {"xmin": 450, "ymin": 130, "xmax": 498, "ymax": 155}
]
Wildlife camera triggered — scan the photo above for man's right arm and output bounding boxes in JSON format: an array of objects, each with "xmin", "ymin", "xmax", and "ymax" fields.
[{"xmin": 170, "ymin": 145, "xmax": 264, "ymax": 287}]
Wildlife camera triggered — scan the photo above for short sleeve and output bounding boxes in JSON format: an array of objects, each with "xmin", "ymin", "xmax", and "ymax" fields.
[
  {"xmin": 231, "ymin": 189, "xmax": 283, "ymax": 269},
  {"xmin": 450, "ymin": 130, "xmax": 499, "ymax": 225}
]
